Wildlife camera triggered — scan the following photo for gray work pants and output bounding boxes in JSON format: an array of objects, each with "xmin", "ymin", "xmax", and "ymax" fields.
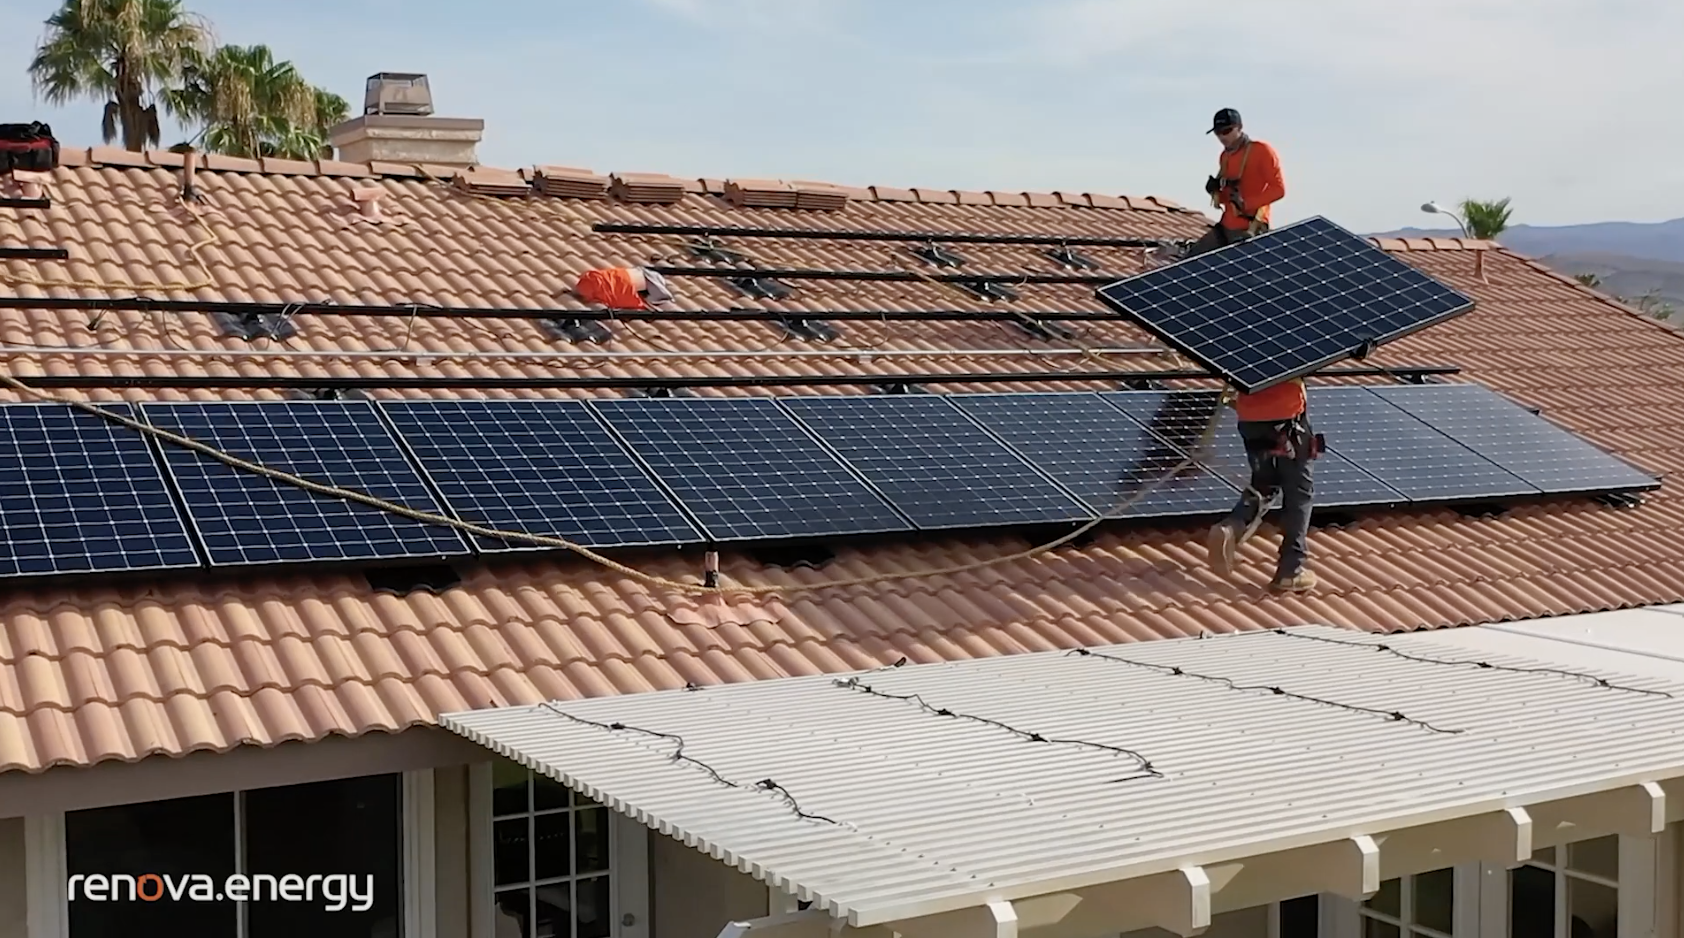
[{"xmin": 1223, "ymin": 418, "xmax": 1315, "ymax": 579}]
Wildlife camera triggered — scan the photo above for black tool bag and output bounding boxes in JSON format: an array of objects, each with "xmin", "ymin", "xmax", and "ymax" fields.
[{"xmin": 0, "ymin": 122, "xmax": 60, "ymax": 173}]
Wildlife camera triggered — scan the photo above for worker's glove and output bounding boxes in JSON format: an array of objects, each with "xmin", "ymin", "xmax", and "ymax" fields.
[{"xmin": 1204, "ymin": 175, "xmax": 1222, "ymax": 195}]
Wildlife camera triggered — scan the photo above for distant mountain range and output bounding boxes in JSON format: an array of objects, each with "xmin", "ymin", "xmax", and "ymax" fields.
[{"xmin": 1369, "ymin": 217, "xmax": 1684, "ymax": 315}]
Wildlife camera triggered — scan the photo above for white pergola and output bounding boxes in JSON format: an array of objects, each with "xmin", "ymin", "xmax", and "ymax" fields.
[{"xmin": 439, "ymin": 621, "xmax": 1684, "ymax": 938}]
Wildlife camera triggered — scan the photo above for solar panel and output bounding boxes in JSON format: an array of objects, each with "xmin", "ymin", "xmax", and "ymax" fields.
[
  {"xmin": 141, "ymin": 401, "xmax": 471, "ymax": 566},
  {"xmin": 1366, "ymin": 384, "xmax": 1660, "ymax": 495},
  {"xmin": 949, "ymin": 392, "xmax": 1238, "ymax": 518},
  {"xmin": 0, "ymin": 403, "xmax": 201, "ymax": 577},
  {"xmin": 1095, "ymin": 216, "xmax": 1475, "ymax": 393},
  {"xmin": 1303, "ymin": 386, "xmax": 1539, "ymax": 502},
  {"xmin": 377, "ymin": 399, "xmax": 701, "ymax": 551},
  {"xmin": 591, "ymin": 397, "xmax": 911, "ymax": 542},
  {"xmin": 778, "ymin": 395, "xmax": 1094, "ymax": 530},
  {"xmin": 1099, "ymin": 390, "xmax": 1410, "ymax": 510}
]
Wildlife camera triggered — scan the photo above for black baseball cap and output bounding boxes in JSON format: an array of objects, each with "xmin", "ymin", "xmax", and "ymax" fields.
[{"xmin": 1207, "ymin": 108, "xmax": 1241, "ymax": 134}]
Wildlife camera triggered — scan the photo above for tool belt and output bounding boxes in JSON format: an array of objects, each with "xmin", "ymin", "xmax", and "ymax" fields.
[
  {"xmin": 1264, "ymin": 415, "xmax": 1324, "ymax": 461},
  {"xmin": 0, "ymin": 122, "xmax": 59, "ymax": 173}
]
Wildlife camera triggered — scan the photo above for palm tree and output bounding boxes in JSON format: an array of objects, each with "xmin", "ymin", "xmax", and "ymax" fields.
[
  {"xmin": 1459, "ymin": 198, "xmax": 1514, "ymax": 240},
  {"xmin": 311, "ymin": 87, "xmax": 351, "ymax": 159},
  {"xmin": 165, "ymin": 43, "xmax": 335, "ymax": 160},
  {"xmin": 28, "ymin": 0, "xmax": 212, "ymax": 151}
]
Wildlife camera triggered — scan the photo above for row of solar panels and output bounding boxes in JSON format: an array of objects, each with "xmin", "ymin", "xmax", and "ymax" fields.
[{"xmin": 0, "ymin": 384, "xmax": 1658, "ymax": 580}]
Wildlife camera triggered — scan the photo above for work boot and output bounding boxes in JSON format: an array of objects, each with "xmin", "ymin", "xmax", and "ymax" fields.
[
  {"xmin": 1269, "ymin": 569, "xmax": 1318, "ymax": 593},
  {"xmin": 1207, "ymin": 522, "xmax": 1237, "ymax": 576}
]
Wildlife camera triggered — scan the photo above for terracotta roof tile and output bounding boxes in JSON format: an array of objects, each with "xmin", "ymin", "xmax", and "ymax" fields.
[{"xmin": 0, "ymin": 152, "xmax": 1682, "ymax": 773}]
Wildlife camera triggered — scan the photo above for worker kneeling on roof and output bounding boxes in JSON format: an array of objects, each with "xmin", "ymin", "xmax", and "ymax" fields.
[
  {"xmin": 1187, "ymin": 108, "xmax": 1285, "ymax": 257},
  {"xmin": 571, "ymin": 266, "xmax": 677, "ymax": 310},
  {"xmin": 1207, "ymin": 375, "xmax": 1320, "ymax": 593}
]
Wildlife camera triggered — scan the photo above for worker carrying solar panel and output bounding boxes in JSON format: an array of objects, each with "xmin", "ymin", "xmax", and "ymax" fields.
[
  {"xmin": 570, "ymin": 266, "xmax": 677, "ymax": 310},
  {"xmin": 1207, "ymin": 378, "xmax": 1322, "ymax": 593},
  {"xmin": 1186, "ymin": 109, "xmax": 1285, "ymax": 258}
]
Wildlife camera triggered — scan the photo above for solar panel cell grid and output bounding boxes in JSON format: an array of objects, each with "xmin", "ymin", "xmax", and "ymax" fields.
[
  {"xmin": 591, "ymin": 397, "xmax": 911, "ymax": 542},
  {"xmin": 1095, "ymin": 217, "xmax": 1475, "ymax": 393},
  {"xmin": 1367, "ymin": 384, "xmax": 1659, "ymax": 495},
  {"xmin": 779, "ymin": 395, "xmax": 1094, "ymax": 530},
  {"xmin": 953, "ymin": 392, "xmax": 1238, "ymax": 518},
  {"xmin": 378, "ymin": 399, "xmax": 701, "ymax": 550},
  {"xmin": 0, "ymin": 403, "xmax": 200, "ymax": 577},
  {"xmin": 1100, "ymin": 390, "xmax": 1410, "ymax": 510},
  {"xmin": 142, "ymin": 401, "xmax": 471, "ymax": 566},
  {"xmin": 1303, "ymin": 386, "xmax": 1539, "ymax": 502}
]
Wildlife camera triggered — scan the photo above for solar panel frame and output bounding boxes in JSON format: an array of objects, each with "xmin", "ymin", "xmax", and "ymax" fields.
[
  {"xmin": 141, "ymin": 400, "xmax": 473, "ymax": 567},
  {"xmin": 1365, "ymin": 383, "xmax": 1661, "ymax": 495},
  {"xmin": 1095, "ymin": 216, "xmax": 1477, "ymax": 393},
  {"xmin": 589, "ymin": 396, "xmax": 914, "ymax": 543},
  {"xmin": 948, "ymin": 391, "xmax": 1239, "ymax": 519},
  {"xmin": 0, "ymin": 402, "xmax": 202, "ymax": 578},
  {"xmin": 376, "ymin": 398, "xmax": 704, "ymax": 552},
  {"xmin": 777, "ymin": 394, "xmax": 1096, "ymax": 531},
  {"xmin": 1302, "ymin": 386, "xmax": 1541, "ymax": 503},
  {"xmin": 1099, "ymin": 389, "xmax": 1411, "ymax": 510}
]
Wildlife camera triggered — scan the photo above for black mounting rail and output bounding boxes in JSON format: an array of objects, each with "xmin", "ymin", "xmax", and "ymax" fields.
[
  {"xmin": 2, "ymin": 365, "xmax": 1461, "ymax": 392},
  {"xmin": 0, "ymin": 198, "xmax": 51, "ymax": 210},
  {"xmin": 0, "ymin": 247, "xmax": 68, "ymax": 261},
  {"xmin": 648, "ymin": 265, "xmax": 1120, "ymax": 285},
  {"xmin": 593, "ymin": 221, "xmax": 1181, "ymax": 249}
]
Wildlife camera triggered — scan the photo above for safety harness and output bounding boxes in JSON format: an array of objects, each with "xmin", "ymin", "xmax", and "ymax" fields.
[{"xmin": 1210, "ymin": 140, "xmax": 1268, "ymax": 238}]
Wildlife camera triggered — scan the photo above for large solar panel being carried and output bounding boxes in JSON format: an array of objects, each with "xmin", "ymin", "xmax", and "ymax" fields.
[
  {"xmin": 950, "ymin": 391, "xmax": 1238, "ymax": 518},
  {"xmin": 378, "ymin": 399, "xmax": 701, "ymax": 551},
  {"xmin": 1367, "ymin": 383, "xmax": 1659, "ymax": 496},
  {"xmin": 591, "ymin": 396, "xmax": 911, "ymax": 542},
  {"xmin": 0, "ymin": 403, "xmax": 201, "ymax": 578},
  {"xmin": 1095, "ymin": 216, "xmax": 1475, "ymax": 393},
  {"xmin": 779, "ymin": 394, "xmax": 1094, "ymax": 530},
  {"xmin": 142, "ymin": 401, "xmax": 471, "ymax": 566}
]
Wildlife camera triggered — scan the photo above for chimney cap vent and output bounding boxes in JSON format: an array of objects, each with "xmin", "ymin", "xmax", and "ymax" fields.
[{"xmin": 364, "ymin": 72, "xmax": 434, "ymax": 117}]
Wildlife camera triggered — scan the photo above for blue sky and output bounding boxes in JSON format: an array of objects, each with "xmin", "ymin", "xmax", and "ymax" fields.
[{"xmin": 2, "ymin": 0, "xmax": 1680, "ymax": 233}]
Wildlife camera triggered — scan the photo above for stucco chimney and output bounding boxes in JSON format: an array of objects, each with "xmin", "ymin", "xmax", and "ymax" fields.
[{"xmin": 327, "ymin": 72, "xmax": 484, "ymax": 167}]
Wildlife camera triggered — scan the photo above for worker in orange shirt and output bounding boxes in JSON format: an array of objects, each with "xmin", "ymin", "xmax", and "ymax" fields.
[
  {"xmin": 571, "ymin": 266, "xmax": 677, "ymax": 310},
  {"xmin": 1186, "ymin": 108, "xmax": 1285, "ymax": 258},
  {"xmin": 1206, "ymin": 376, "xmax": 1320, "ymax": 592}
]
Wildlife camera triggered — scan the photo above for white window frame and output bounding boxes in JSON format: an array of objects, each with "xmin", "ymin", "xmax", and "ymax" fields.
[
  {"xmin": 1497, "ymin": 834, "xmax": 1655, "ymax": 938},
  {"xmin": 1300, "ymin": 865, "xmax": 1483, "ymax": 938},
  {"xmin": 468, "ymin": 760, "xmax": 649, "ymax": 938},
  {"xmin": 26, "ymin": 771, "xmax": 425, "ymax": 938}
]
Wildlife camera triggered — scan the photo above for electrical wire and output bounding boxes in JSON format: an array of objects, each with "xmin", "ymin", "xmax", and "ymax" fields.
[
  {"xmin": 1269, "ymin": 629, "xmax": 1676, "ymax": 698},
  {"xmin": 831, "ymin": 676, "xmax": 1162, "ymax": 780},
  {"xmin": 1065, "ymin": 648, "xmax": 1464, "ymax": 735},
  {"xmin": 536, "ymin": 702, "xmax": 840, "ymax": 825}
]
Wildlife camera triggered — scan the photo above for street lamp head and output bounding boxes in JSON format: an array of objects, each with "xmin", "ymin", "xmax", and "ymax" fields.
[{"xmin": 1422, "ymin": 201, "xmax": 1448, "ymax": 215}]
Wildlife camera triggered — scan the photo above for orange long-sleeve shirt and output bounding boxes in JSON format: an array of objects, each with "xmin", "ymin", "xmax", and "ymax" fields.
[
  {"xmin": 1234, "ymin": 377, "xmax": 1306, "ymax": 423},
  {"xmin": 1217, "ymin": 139, "xmax": 1285, "ymax": 231},
  {"xmin": 573, "ymin": 267, "xmax": 647, "ymax": 310}
]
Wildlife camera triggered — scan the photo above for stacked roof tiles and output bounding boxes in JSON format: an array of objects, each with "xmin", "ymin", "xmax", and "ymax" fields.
[{"xmin": 0, "ymin": 145, "xmax": 1679, "ymax": 775}]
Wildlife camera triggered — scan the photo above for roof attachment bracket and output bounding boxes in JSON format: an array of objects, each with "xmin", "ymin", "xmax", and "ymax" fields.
[
  {"xmin": 541, "ymin": 317, "xmax": 615, "ymax": 344},
  {"xmin": 689, "ymin": 237, "xmax": 749, "ymax": 265},
  {"xmin": 1596, "ymin": 491, "xmax": 1645, "ymax": 509},
  {"xmin": 910, "ymin": 242, "xmax": 966, "ymax": 268},
  {"xmin": 213, "ymin": 309, "xmax": 299, "ymax": 342},
  {"xmin": 955, "ymin": 280, "xmax": 1019, "ymax": 303},
  {"xmin": 1008, "ymin": 315, "xmax": 1078, "ymax": 342},
  {"xmin": 728, "ymin": 277, "xmax": 795, "ymax": 301},
  {"xmin": 871, "ymin": 382, "xmax": 927, "ymax": 395},
  {"xmin": 289, "ymin": 387, "xmax": 369, "ymax": 402},
  {"xmin": 1119, "ymin": 376, "xmax": 1169, "ymax": 391},
  {"xmin": 1045, "ymin": 244, "xmax": 1101, "ymax": 270},
  {"xmin": 777, "ymin": 316, "xmax": 838, "ymax": 343},
  {"xmin": 627, "ymin": 386, "xmax": 697, "ymax": 399}
]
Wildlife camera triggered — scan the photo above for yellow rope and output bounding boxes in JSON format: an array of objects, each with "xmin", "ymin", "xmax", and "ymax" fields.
[{"xmin": 0, "ymin": 175, "xmax": 1241, "ymax": 598}]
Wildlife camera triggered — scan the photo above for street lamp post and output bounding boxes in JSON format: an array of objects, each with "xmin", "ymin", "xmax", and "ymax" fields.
[{"xmin": 1421, "ymin": 201, "xmax": 1485, "ymax": 282}]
